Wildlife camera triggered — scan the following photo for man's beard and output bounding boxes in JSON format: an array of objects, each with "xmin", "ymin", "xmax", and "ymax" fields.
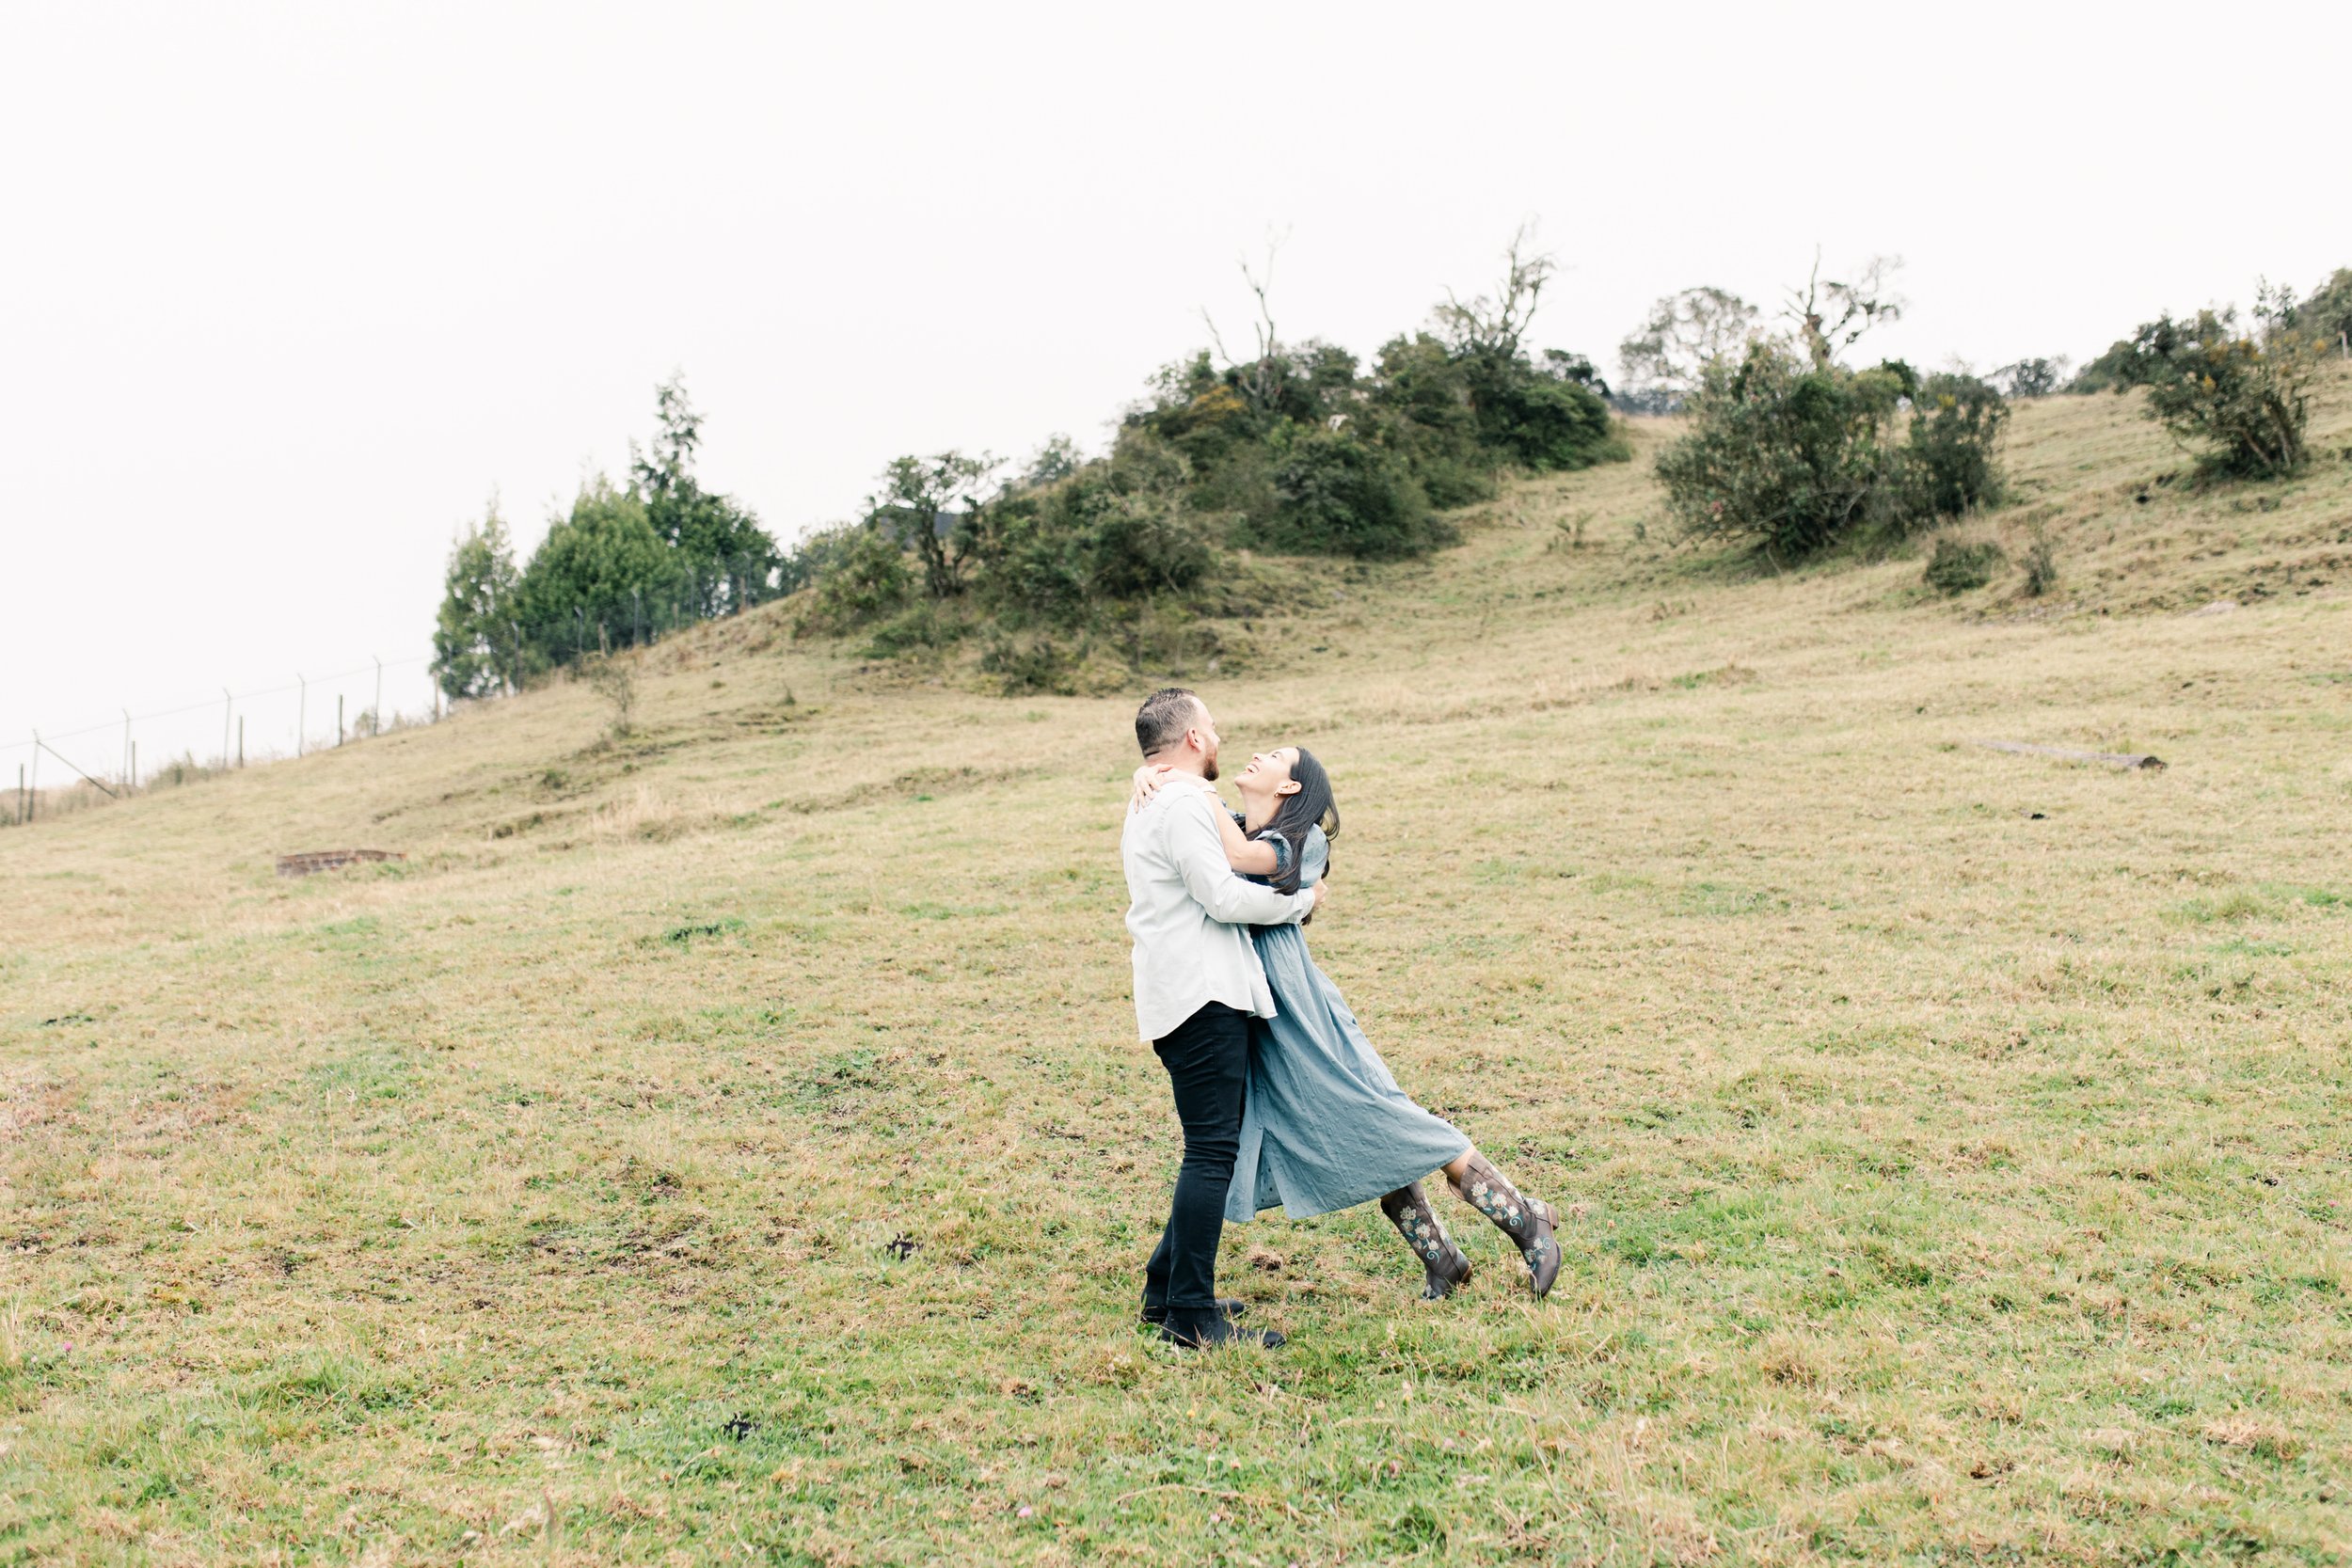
[{"xmin": 1201, "ymin": 753, "xmax": 1218, "ymax": 781}]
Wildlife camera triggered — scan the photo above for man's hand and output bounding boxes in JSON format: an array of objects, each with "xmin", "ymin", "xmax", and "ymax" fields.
[{"xmin": 1310, "ymin": 879, "xmax": 1329, "ymax": 915}]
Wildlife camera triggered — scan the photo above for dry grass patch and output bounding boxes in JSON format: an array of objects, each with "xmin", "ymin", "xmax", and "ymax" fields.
[{"xmin": 4, "ymin": 374, "xmax": 2351, "ymax": 1562}]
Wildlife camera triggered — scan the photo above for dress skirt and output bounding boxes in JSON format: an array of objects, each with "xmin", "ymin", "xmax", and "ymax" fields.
[{"xmin": 1226, "ymin": 919, "xmax": 1473, "ymax": 1222}]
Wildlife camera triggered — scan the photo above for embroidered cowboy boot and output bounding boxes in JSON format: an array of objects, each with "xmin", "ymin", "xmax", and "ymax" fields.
[
  {"xmin": 1446, "ymin": 1153, "xmax": 1562, "ymax": 1299},
  {"xmin": 1381, "ymin": 1181, "xmax": 1473, "ymax": 1300}
]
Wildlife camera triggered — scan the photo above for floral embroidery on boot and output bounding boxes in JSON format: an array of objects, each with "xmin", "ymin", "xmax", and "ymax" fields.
[
  {"xmin": 1379, "ymin": 1181, "xmax": 1472, "ymax": 1300},
  {"xmin": 1448, "ymin": 1154, "xmax": 1562, "ymax": 1299}
]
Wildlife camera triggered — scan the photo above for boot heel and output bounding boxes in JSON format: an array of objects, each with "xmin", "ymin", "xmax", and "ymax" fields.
[
  {"xmin": 1380, "ymin": 1181, "xmax": 1473, "ymax": 1300},
  {"xmin": 1448, "ymin": 1155, "xmax": 1563, "ymax": 1301}
]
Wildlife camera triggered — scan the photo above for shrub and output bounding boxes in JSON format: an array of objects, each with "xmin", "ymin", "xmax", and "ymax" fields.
[
  {"xmin": 979, "ymin": 631, "xmax": 1081, "ymax": 695},
  {"xmin": 584, "ymin": 655, "xmax": 636, "ymax": 737},
  {"xmin": 1089, "ymin": 491, "xmax": 1215, "ymax": 598},
  {"xmin": 777, "ymin": 521, "xmax": 863, "ymax": 596},
  {"xmin": 1656, "ymin": 342, "xmax": 1912, "ymax": 561},
  {"xmin": 1406, "ymin": 451, "xmax": 1497, "ymax": 510},
  {"xmin": 1923, "ymin": 536, "xmax": 2004, "ymax": 594},
  {"xmin": 861, "ymin": 603, "xmax": 961, "ymax": 658},
  {"xmin": 803, "ymin": 525, "xmax": 912, "ymax": 631},
  {"xmin": 2022, "ymin": 525, "xmax": 2058, "ymax": 596},
  {"xmin": 1464, "ymin": 353, "xmax": 1628, "ymax": 472},
  {"xmin": 973, "ymin": 440, "xmax": 1216, "ymax": 626},
  {"xmin": 2107, "ymin": 302, "xmax": 2316, "ymax": 478},
  {"xmin": 1256, "ymin": 429, "xmax": 1449, "ymax": 559},
  {"xmin": 1901, "ymin": 372, "xmax": 2010, "ymax": 520}
]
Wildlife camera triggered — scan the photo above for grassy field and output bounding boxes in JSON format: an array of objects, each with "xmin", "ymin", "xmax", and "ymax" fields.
[{"xmin": 5, "ymin": 377, "xmax": 2350, "ymax": 1565}]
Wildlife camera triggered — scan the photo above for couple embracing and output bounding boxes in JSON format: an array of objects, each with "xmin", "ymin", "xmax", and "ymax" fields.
[{"xmin": 1120, "ymin": 687, "xmax": 1561, "ymax": 1350}]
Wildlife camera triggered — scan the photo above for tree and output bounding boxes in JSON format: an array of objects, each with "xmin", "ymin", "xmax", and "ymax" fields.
[
  {"xmin": 867, "ymin": 451, "xmax": 1001, "ymax": 599},
  {"xmin": 1616, "ymin": 287, "xmax": 1763, "ymax": 405},
  {"xmin": 1990, "ymin": 357, "xmax": 2071, "ymax": 399},
  {"xmin": 2294, "ymin": 266, "xmax": 2352, "ymax": 354},
  {"xmin": 630, "ymin": 373, "xmax": 782, "ymax": 616},
  {"xmin": 1785, "ymin": 252, "xmax": 1905, "ymax": 370},
  {"xmin": 432, "ymin": 499, "xmax": 521, "ymax": 699},
  {"xmin": 516, "ymin": 477, "xmax": 685, "ymax": 663},
  {"xmin": 1201, "ymin": 238, "xmax": 1292, "ymax": 418},
  {"xmin": 1016, "ymin": 435, "xmax": 1084, "ymax": 491},
  {"xmin": 1433, "ymin": 223, "xmax": 1554, "ymax": 361}
]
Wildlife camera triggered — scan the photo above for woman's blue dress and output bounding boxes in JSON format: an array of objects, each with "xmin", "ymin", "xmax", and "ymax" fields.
[{"xmin": 1227, "ymin": 826, "xmax": 1472, "ymax": 1221}]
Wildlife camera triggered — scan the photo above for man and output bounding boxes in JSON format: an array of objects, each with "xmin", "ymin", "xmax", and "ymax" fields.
[{"xmin": 1121, "ymin": 687, "xmax": 1324, "ymax": 1349}]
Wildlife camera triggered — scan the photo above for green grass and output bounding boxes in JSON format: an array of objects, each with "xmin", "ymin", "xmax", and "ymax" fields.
[{"xmin": 4, "ymin": 377, "xmax": 2351, "ymax": 1563}]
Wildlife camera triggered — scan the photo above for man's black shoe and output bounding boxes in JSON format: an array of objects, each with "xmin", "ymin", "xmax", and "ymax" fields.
[
  {"xmin": 1157, "ymin": 1312, "xmax": 1285, "ymax": 1351},
  {"xmin": 1139, "ymin": 1297, "xmax": 1247, "ymax": 1327}
]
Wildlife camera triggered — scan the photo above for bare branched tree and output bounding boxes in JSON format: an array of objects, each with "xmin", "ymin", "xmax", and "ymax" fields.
[
  {"xmin": 1434, "ymin": 222, "xmax": 1557, "ymax": 359},
  {"xmin": 1203, "ymin": 233, "xmax": 1289, "ymax": 415},
  {"xmin": 1786, "ymin": 250, "xmax": 1905, "ymax": 369},
  {"xmin": 1617, "ymin": 286, "xmax": 1764, "ymax": 401}
]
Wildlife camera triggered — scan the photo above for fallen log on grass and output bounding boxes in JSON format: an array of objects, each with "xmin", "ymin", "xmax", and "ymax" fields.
[{"xmin": 1971, "ymin": 740, "xmax": 2166, "ymax": 771}]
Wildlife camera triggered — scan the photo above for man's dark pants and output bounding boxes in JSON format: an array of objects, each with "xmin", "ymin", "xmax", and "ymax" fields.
[{"xmin": 1140, "ymin": 1001, "xmax": 1248, "ymax": 1323}]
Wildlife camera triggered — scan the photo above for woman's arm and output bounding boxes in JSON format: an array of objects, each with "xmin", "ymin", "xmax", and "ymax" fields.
[
  {"xmin": 1129, "ymin": 766, "xmax": 1279, "ymax": 875},
  {"xmin": 1215, "ymin": 809, "xmax": 1279, "ymax": 877}
]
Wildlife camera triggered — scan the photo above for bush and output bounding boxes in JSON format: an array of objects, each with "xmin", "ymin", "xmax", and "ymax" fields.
[
  {"xmin": 861, "ymin": 602, "xmax": 961, "ymax": 657},
  {"xmin": 1255, "ymin": 428, "xmax": 1448, "ymax": 559},
  {"xmin": 1656, "ymin": 342, "xmax": 1912, "ymax": 560},
  {"xmin": 1923, "ymin": 536, "xmax": 2004, "ymax": 594},
  {"xmin": 1901, "ymin": 372, "xmax": 2010, "ymax": 520},
  {"xmin": 803, "ymin": 525, "xmax": 911, "ymax": 631},
  {"xmin": 1406, "ymin": 450, "xmax": 1498, "ymax": 510},
  {"xmin": 979, "ymin": 631, "xmax": 1081, "ymax": 695},
  {"xmin": 1089, "ymin": 490, "xmax": 1215, "ymax": 598},
  {"xmin": 1464, "ymin": 354, "xmax": 1628, "ymax": 472},
  {"xmin": 2022, "ymin": 525, "xmax": 2058, "ymax": 596},
  {"xmin": 2107, "ymin": 303, "xmax": 2316, "ymax": 478},
  {"xmin": 972, "ymin": 438, "xmax": 1216, "ymax": 626}
]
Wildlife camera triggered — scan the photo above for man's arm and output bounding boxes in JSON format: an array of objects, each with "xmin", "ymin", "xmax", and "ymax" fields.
[{"xmin": 1165, "ymin": 791, "xmax": 1315, "ymax": 927}]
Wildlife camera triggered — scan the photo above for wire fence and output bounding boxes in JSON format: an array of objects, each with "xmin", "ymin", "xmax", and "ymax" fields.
[
  {"xmin": 4, "ymin": 653, "xmax": 443, "ymax": 830},
  {"xmin": 4, "ymin": 561, "xmax": 800, "ymax": 831}
]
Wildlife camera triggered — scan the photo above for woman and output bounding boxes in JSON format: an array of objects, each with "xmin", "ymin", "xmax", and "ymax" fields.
[{"xmin": 1132, "ymin": 748, "xmax": 1563, "ymax": 1300}]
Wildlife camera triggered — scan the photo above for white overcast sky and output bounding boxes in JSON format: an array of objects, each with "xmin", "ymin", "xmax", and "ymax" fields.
[{"xmin": 5, "ymin": 2, "xmax": 2348, "ymax": 777}]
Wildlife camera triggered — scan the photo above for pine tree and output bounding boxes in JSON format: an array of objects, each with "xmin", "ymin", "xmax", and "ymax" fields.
[{"xmin": 432, "ymin": 499, "xmax": 521, "ymax": 699}]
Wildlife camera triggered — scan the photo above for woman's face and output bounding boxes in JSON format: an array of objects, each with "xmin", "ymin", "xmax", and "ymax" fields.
[{"xmin": 1237, "ymin": 746, "xmax": 1300, "ymax": 798}]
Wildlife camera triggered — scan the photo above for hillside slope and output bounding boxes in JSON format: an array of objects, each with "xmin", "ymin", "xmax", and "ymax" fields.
[{"xmin": 4, "ymin": 377, "xmax": 2350, "ymax": 1564}]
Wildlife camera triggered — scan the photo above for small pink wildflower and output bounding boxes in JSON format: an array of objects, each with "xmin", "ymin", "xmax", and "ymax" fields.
[{"xmin": 1016, "ymin": 1506, "xmax": 1032, "ymax": 1519}]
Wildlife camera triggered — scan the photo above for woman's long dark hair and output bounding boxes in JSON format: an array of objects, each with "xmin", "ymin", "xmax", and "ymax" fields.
[{"xmin": 1259, "ymin": 747, "xmax": 1340, "ymax": 896}]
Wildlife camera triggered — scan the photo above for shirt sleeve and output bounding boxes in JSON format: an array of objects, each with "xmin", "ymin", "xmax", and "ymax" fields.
[{"xmin": 1167, "ymin": 791, "xmax": 1312, "ymax": 927}]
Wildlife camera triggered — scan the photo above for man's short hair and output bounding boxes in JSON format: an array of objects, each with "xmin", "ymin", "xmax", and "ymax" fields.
[{"xmin": 1135, "ymin": 688, "xmax": 1201, "ymax": 757}]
